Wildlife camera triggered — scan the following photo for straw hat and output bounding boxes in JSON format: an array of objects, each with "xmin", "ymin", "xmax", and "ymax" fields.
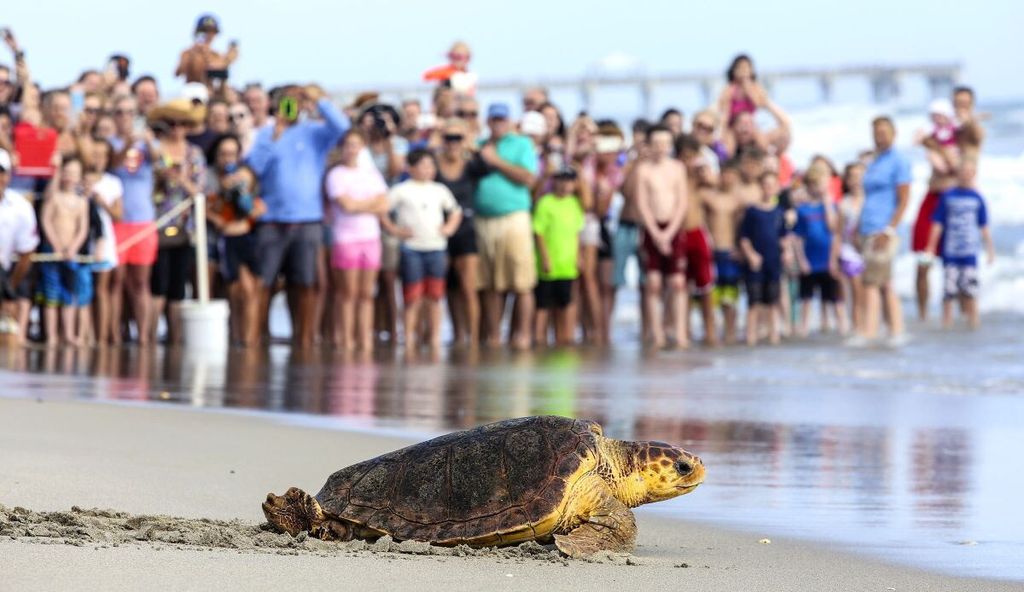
[
  {"xmin": 147, "ymin": 98, "xmax": 207, "ymax": 126},
  {"xmin": 349, "ymin": 92, "xmax": 380, "ymax": 112}
]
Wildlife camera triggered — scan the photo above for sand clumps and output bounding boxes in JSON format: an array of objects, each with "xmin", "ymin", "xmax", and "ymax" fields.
[{"xmin": 0, "ymin": 504, "xmax": 593, "ymax": 564}]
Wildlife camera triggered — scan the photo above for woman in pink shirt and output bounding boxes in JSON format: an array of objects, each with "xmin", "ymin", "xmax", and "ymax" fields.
[{"xmin": 325, "ymin": 130, "xmax": 389, "ymax": 352}]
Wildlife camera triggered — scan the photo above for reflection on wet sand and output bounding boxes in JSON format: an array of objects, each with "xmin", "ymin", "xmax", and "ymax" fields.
[{"xmin": 0, "ymin": 339, "xmax": 1017, "ymax": 578}]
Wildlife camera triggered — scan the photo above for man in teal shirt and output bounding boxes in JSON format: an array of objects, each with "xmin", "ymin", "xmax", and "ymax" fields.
[{"xmin": 475, "ymin": 103, "xmax": 538, "ymax": 349}]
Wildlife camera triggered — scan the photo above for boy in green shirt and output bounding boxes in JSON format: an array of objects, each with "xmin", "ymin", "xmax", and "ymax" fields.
[{"xmin": 533, "ymin": 168, "xmax": 585, "ymax": 346}]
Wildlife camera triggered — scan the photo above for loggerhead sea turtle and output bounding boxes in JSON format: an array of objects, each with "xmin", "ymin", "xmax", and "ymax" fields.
[{"xmin": 262, "ymin": 415, "xmax": 705, "ymax": 558}]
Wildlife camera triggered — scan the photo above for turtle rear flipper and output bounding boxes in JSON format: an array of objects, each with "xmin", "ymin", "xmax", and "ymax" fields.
[{"xmin": 554, "ymin": 488, "xmax": 637, "ymax": 558}]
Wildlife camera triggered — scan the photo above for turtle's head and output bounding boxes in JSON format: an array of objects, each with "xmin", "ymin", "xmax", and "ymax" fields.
[
  {"xmin": 603, "ymin": 440, "xmax": 705, "ymax": 507},
  {"xmin": 262, "ymin": 487, "xmax": 324, "ymax": 536}
]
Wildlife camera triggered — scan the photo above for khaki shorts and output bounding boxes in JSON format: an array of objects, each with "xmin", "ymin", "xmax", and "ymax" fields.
[
  {"xmin": 475, "ymin": 211, "xmax": 537, "ymax": 293},
  {"xmin": 857, "ymin": 232, "xmax": 899, "ymax": 287}
]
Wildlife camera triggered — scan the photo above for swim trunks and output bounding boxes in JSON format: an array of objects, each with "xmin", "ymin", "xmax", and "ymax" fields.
[
  {"xmin": 943, "ymin": 263, "xmax": 978, "ymax": 300},
  {"xmin": 641, "ymin": 223, "xmax": 686, "ymax": 276},
  {"xmin": 683, "ymin": 227, "xmax": 714, "ymax": 293},
  {"xmin": 912, "ymin": 190, "xmax": 941, "ymax": 255}
]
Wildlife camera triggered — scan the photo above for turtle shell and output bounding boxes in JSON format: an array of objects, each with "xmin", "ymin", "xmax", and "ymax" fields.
[{"xmin": 314, "ymin": 416, "xmax": 602, "ymax": 544}]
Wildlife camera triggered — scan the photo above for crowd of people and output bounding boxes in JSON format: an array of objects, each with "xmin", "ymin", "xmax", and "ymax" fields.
[{"xmin": 0, "ymin": 20, "xmax": 995, "ymax": 353}]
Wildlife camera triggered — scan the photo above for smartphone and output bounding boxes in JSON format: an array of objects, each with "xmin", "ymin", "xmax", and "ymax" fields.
[{"xmin": 278, "ymin": 97, "xmax": 299, "ymax": 122}]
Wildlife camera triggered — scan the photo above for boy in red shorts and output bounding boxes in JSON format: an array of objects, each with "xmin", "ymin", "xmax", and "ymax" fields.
[
  {"xmin": 381, "ymin": 150, "xmax": 462, "ymax": 352},
  {"xmin": 636, "ymin": 125, "xmax": 689, "ymax": 349}
]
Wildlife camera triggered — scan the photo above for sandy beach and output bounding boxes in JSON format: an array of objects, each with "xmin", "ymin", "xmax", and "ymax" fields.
[{"xmin": 0, "ymin": 397, "xmax": 1017, "ymax": 592}]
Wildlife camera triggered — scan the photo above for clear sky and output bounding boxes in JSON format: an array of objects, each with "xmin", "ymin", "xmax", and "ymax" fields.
[{"xmin": 3, "ymin": 0, "xmax": 1021, "ymax": 102}]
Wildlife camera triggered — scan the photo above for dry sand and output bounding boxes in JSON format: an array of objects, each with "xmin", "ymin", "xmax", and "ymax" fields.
[{"xmin": 0, "ymin": 397, "xmax": 1016, "ymax": 592}]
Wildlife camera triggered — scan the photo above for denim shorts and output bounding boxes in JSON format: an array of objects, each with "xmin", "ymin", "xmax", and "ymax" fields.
[{"xmin": 400, "ymin": 248, "xmax": 446, "ymax": 285}]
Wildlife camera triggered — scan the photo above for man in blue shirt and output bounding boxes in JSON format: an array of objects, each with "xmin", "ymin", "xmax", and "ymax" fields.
[
  {"xmin": 247, "ymin": 83, "xmax": 349, "ymax": 347},
  {"xmin": 925, "ymin": 158, "xmax": 995, "ymax": 330},
  {"xmin": 855, "ymin": 116, "xmax": 911, "ymax": 344},
  {"xmin": 474, "ymin": 102, "xmax": 538, "ymax": 349}
]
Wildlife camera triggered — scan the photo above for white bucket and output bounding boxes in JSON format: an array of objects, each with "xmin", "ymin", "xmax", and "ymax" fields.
[{"xmin": 180, "ymin": 299, "xmax": 230, "ymax": 351}]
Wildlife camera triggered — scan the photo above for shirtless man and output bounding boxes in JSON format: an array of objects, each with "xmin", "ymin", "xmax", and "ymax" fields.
[
  {"xmin": 676, "ymin": 134, "xmax": 717, "ymax": 346},
  {"xmin": 636, "ymin": 125, "xmax": 688, "ymax": 349},
  {"xmin": 702, "ymin": 160, "xmax": 745, "ymax": 344},
  {"xmin": 911, "ymin": 86, "xmax": 985, "ymax": 320},
  {"xmin": 39, "ymin": 156, "xmax": 90, "ymax": 346},
  {"xmin": 736, "ymin": 148, "xmax": 766, "ymax": 206}
]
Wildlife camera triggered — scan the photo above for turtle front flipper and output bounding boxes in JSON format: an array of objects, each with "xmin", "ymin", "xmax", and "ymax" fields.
[{"xmin": 554, "ymin": 486, "xmax": 637, "ymax": 558}]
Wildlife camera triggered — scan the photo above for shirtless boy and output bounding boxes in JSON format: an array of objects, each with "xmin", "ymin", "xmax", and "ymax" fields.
[
  {"xmin": 675, "ymin": 134, "xmax": 717, "ymax": 346},
  {"xmin": 39, "ymin": 156, "xmax": 91, "ymax": 347},
  {"xmin": 702, "ymin": 160, "xmax": 745, "ymax": 344},
  {"xmin": 636, "ymin": 125, "xmax": 688, "ymax": 349}
]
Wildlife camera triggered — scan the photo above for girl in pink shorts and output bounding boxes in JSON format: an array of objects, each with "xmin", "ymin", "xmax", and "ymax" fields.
[{"xmin": 325, "ymin": 130, "xmax": 389, "ymax": 351}]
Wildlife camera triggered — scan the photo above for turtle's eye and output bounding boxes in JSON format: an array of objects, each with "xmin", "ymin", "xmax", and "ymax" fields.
[{"xmin": 674, "ymin": 459, "xmax": 693, "ymax": 476}]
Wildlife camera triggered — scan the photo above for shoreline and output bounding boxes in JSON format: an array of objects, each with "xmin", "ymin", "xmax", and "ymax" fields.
[{"xmin": 0, "ymin": 397, "xmax": 1017, "ymax": 591}]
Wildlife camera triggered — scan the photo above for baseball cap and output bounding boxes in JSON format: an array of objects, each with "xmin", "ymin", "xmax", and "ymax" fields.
[
  {"xmin": 0, "ymin": 148, "xmax": 11, "ymax": 173},
  {"xmin": 182, "ymin": 82, "xmax": 210, "ymax": 106},
  {"xmin": 487, "ymin": 102, "xmax": 510, "ymax": 120},
  {"xmin": 519, "ymin": 111, "xmax": 547, "ymax": 136},
  {"xmin": 195, "ymin": 14, "xmax": 220, "ymax": 33},
  {"xmin": 552, "ymin": 167, "xmax": 577, "ymax": 180}
]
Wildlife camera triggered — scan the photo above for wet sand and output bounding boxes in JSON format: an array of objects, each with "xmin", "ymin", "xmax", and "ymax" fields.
[{"xmin": 0, "ymin": 397, "xmax": 1015, "ymax": 592}]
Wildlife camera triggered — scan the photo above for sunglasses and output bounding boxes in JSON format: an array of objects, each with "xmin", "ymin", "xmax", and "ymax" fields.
[
  {"xmin": 83, "ymin": 107, "xmax": 102, "ymax": 115},
  {"xmin": 448, "ymin": 53, "xmax": 470, "ymax": 61},
  {"xmin": 114, "ymin": 109, "xmax": 136, "ymax": 116},
  {"xmin": 442, "ymin": 134, "xmax": 464, "ymax": 143},
  {"xmin": 694, "ymin": 122, "xmax": 714, "ymax": 133},
  {"xmin": 455, "ymin": 110, "xmax": 478, "ymax": 119},
  {"xmin": 167, "ymin": 120, "xmax": 190, "ymax": 128}
]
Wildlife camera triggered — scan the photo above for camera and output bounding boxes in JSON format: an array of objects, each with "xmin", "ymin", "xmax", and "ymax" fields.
[{"xmin": 362, "ymin": 103, "xmax": 401, "ymax": 138}]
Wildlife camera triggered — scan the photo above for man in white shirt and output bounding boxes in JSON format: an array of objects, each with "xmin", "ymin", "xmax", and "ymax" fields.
[{"xmin": 0, "ymin": 148, "xmax": 40, "ymax": 343}]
